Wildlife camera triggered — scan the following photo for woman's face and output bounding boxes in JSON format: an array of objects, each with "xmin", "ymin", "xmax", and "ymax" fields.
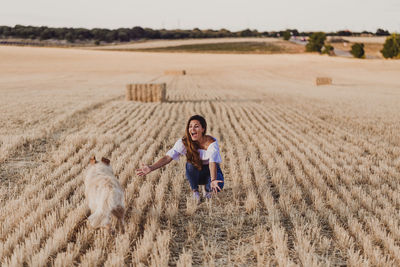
[{"xmin": 188, "ymin": 120, "xmax": 204, "ymax": 141}]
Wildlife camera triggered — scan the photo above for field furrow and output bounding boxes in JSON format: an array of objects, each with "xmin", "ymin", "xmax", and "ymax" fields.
[{"xmin": 244, "ymin": 103, "xmax": 396, "ymax": 265}]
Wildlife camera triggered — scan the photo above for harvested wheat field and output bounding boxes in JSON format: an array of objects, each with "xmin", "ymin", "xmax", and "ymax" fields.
[{"xmin": 1, "ymin": 45, "xmax": 400, "ymax": 266}]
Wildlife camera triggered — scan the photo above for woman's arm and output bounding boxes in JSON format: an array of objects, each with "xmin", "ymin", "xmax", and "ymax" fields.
[
  {"xmin": 209, "ymin": 162, "xmax": 223, "ymax": 192},
  {"xmin": 209, "ymin": 162, "xmax": 218, "ymax": 181},
  {"xmin": 136, "ymin": 155, "xmax": 173, "ymax": 176}
]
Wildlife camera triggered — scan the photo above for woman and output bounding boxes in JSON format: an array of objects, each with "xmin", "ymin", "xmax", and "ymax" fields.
[{"xmin": 136, "ymin": 115, "xmax": 224, "ymax": 201}]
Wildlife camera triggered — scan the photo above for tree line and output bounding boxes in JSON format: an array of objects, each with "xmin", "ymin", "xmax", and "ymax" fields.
[
  {"xmin": 306, "ymin": 31, "xmax": 399, "ymax": 59},
  {"xmin": 0, "ymin": 25, "xmax": 392, "ymax": 44}
]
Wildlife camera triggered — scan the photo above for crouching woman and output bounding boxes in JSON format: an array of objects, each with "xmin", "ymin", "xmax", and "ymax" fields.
[{"xmin": 136, "ymin": 115, "xmax": 224, "ymax": 201}]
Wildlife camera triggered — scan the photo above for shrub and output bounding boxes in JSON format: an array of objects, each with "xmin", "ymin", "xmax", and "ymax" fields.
[
  {"xmin": 306, "ymin": 32, "xmax": 326, "ymax": 53},
  {"xmin": 283, "ymin": 31, "xmax": 291, "ymax": 41},
  {"xmin": 322, "ymin": 44, "xmax": 335, "ymax": 56},
  {"xmin": 381, "ymin": 34, "xmax": 400, "ymax": 59},
  {"xmin": 351, "ymin": 43, "xmax": 365, "ymax": 58}
]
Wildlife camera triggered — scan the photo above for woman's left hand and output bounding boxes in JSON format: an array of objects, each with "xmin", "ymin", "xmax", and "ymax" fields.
[
  {"xmin": 210, "ymin": 179, "xmax": 223, "ymax": 193},
  {"xmin": 136, "ymin": 164, "xmax": 152, "ymax": 176}
]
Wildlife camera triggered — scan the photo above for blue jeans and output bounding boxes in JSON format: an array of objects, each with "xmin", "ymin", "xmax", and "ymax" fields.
[{"xmin": 185, "ymin": 162, "xmax": 224, "ymax": 192}]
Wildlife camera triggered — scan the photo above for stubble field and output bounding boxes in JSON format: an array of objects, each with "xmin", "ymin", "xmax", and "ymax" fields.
[{"xmin": 1, "ymin": 46, "xmax": 400, "ymax": 266}]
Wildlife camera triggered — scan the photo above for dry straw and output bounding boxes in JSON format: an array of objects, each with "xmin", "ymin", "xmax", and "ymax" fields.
[
  {"xmin": 316, "ymin": 77, "xmax": 332, "ymax": 86},
  {"xmin": 126, "ymin": 83, "xmax": 167, "ymax": 102},
  {"xmin": 164, "ymin": 70, "xmax": 186, "ymax": 75}
]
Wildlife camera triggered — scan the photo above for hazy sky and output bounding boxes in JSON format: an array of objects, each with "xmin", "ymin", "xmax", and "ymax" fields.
[{"xmin": 1, "ymin": 0, "xmax": 399, "ymax": 32}]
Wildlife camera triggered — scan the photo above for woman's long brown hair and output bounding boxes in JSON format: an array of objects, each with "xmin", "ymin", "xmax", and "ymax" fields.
[{"xmin": 182, "ymin": 115, "xmax": 207, "ymax": 170}]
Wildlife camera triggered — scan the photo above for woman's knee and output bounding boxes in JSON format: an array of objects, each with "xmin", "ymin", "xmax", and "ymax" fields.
[{"xmin": 185, "ymin": 162, "xmax": 200, "ymax": 188}]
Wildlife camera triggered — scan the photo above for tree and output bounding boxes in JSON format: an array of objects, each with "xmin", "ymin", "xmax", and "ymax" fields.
[
  {"xmin": 381, "ymin": 34, "xmax": 400, "ymax": 58},
  {"xmin": 217, "ymin": 28, "xmax": 232, "ymax": 38},
  {"xmin": 143, "ymin": 28, "xmax": 160, "ymax": 39},
  {"xmin": 131, "ymin": 26, "xmax": 145, "ymax": 39},
  {"xmin": 116, "ymin": 28, "xmax": 130, "ymax": 42},
  {"xmin": 0, "ymin": 26, "xmax": 11, "ymax": 37},
  {"xmin": 39, "ymin": 28, "xmax": 54, "ymax": 40},
  {"xmin": 92, "ymin": 28, "xmax": 109, "ymax": 42},
  {"xmin": 350, "ymin": 43, "xmax": 365, "ymax": 58},
  {"xmin": 337, "ymin": 30, "xmax": 352, "ymax": 36},
  {"xmin": 105, "ymin": 31, "xmax": 116, "ymax": 42},
  {"xmin": 238, "ymin": 29, "xmax": 253, "ymax": 37},
  {"xmin": 290, "ymin": 29, "xmax": 299, "ymax": 36},
  {"xmin": 65, "ymin": 32, "xmax": 75, "ymax": 43},
  {"xmin": 75, "ymin": 28, "xmax": 93, "ymax": 41},
  {"xmin": 361, "ymin": 30, "xmax": 373, "ymax": 35},
  {"xmin": 54, "ymin": 28, "xmax": 68, "ymax": 40},
  {"xmin": 306, "ymin": 32, "xmax": 326, "ymax": 52},
  {"xmin": 376, "ymin": 28, "xmax": 390, "ymax": 36}
]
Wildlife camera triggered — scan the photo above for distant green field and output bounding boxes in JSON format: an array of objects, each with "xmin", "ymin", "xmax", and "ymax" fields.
[{"xmin": 113, "ymin": 41, "xmax": 304, "ymax": 54}]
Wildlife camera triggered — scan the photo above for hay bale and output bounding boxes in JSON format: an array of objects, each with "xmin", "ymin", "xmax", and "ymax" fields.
[
  {"xmin": 164, "ymin": 70, "xmax": 186, "ymax": 75},
  {"xmin": 125, "ymin": 84, "xmax": 132, "ymax": 100},
  {"xmin": 132, "ymin": 83, "xmax": 138, "ymax": 100},
  {"xmin": 148, "ymin": 84, "xmax": 154, "ymax": 102},
  {"xmin": 316, "ymin": 77, "xmax": 332, "ymax": 86},
  {"xmin": 126, "ymin": 83, "xmax": 167, "ymax": 102},
  {"xmin": 140, "ymin": 84, "xmax": 146, "ymax": 102},
  {"xmin": 145, "ymin": 84, "xmax": 152, "ymax": 102},
  {"xmin": 160, "ymin": 84, "xmax": 166, "ymax": 102}
]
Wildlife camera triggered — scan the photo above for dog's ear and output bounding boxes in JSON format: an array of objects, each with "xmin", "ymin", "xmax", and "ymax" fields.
[
  {"xmin": 90, "ymin": 156, "xmax": 96, "ymax": 165},
  {"xmin": 101, "ymin": 157, "xmax": 110, "ymax": 165}
]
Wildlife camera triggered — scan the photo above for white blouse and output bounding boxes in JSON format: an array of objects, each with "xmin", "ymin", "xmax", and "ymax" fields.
[{"xmin": 166, "ymin": 138, "xmax": 222, "ymax": 164}]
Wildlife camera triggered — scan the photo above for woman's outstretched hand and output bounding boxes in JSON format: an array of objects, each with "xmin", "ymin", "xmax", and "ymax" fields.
[
  {"xmin": 136, "ymin": 164, "xmax": 152, "ymax": 176},
  {"xmin": 210, "ymin": 180, "xmax": 223, "ymax": 193}
]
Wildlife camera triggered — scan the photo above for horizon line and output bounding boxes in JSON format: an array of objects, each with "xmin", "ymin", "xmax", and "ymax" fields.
[{"xmin": 1, "ymin": 23, "xmax": 397, "ymax": 34}]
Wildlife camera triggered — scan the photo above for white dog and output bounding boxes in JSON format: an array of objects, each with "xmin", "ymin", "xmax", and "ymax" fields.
[{"xmin": 84, "ymin": 156, "xmax": 125, "ymax": 233}]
